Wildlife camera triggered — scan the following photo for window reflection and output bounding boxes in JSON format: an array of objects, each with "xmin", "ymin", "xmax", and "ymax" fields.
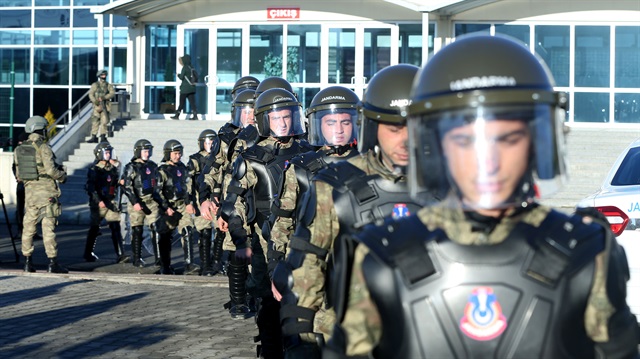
[
  {"xmin": 250, "ymin": 24, "xmax": 283, "ymax": 81},
  {"xmin": 0, "ymin": 10, "xmax": 31, "ymax": 27},
  {"xmin": 329, "ymin": 28, "xmax": 355, "ymax": 84},
  {"xmin": 615, "ymin": 27, "xmax": 640, "ymax": 88},
  {"xmin": 615, "ymin": 94, "xmax": 640, "ymax": 124},
  {"xmin": 34, "ymin": 48, "xmax": 69, "ymax": 85},
  {"xmin": 72, "ymin": 48, "xmax": 97, "ymax": 85},
  {"xmin": 35, "ymin": 9, "xmax": 70, "ymax": 27},
  {"xmin": 535, "ymin": 25, "xmax": 569, "ymax": 87},
  {"xmin": 574, "ymin": 92, "xmax": 609, "ymax": 123},
  {"xmin": 0, "ymin": 48, "xmax": 30, "ymax": 84},
  {"xmin": 575, "ymin": 26, "xmax": 610, "ymax": 88},
  {"xmin": 287, "ymin": 25, "xmax": 320, "ymax": 83}
]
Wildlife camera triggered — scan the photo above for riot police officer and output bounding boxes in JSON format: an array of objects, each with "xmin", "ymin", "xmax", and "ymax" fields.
[
  {"xmin": 188, "ymin": 129, "xmax": 221, "ymax": 276},
  {"xmin": 14, "ymin": 115, "xmax": 68, "ymax": 273},
  {"xmin": 87, "ymin": 69, "xmax": 115, "ymax": 143},
  {"xmin": 220, "ymin": 87, "xmax": 312, "ymax": 358},
  {"xmin": 268, "ymin": 86, "xmax": 360, "ymax": 287},
  {"xmin": 273, "ymin": 64, "xmax": 438, "ymax": 358},
  {"xmin": 84, "ymin": 141, "xmax": 129, "ymax": 263},
  {"xmin": 231, "ymin": 75, "xmax": 260, "ymax": 100},
  {"xmin": 155, "ymin": 139, "xmax": 198, "ymax": 275},
  {"xmin": 326, "ymin": 35, "xmax": 640, "ymax": 359},
  {"xmin": 122, "ymin": 139, "xmax": 160, "ymax": 269}
]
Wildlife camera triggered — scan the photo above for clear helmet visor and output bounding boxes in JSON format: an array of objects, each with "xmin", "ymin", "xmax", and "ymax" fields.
[
  {"xmin": 308, "ymin": 108, "xmax": 358, "ymax": 147},
  {"xmin": 257, "ymin": 105, "xmax": 305, "ymax": 139},
  {"xmin": 232, "ymin": 105, "xmax": 255, "ymax": 128},
  {"xmin": 101, "ymin": 148, "xmax": 113, "ymax": 161},
  {"xmin": 408, "ymin": 103, "xmax": 568, "ymax": 209}
]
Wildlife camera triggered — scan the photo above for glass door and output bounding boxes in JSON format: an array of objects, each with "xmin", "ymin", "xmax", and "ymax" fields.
[
  {"xmin": 323, "ymin": 24, "xmax": 398, "ymax": 98},
  {"xmin": 177, "ymin": 25, "xmax": 211, "ymax": 119},
  {"xmin": 211, "ymin": 26, "xmax": 246, "ymax": 120}
]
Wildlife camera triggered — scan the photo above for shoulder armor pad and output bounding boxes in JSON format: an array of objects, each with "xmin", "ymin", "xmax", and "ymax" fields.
[
  {"xmin": 313, "ymin": 161, "xmax": 366, "ymax": 190},
  {"xmin": 237, "ymin": 125, "xmax": 260, "ymax": 148},
  {"xmin": 290, "ymin": 151, "xmax": 325, "ymax": 173},
  {"xmin": 231, "ymin": 155, "xmax": 247, "ymax": 180}
]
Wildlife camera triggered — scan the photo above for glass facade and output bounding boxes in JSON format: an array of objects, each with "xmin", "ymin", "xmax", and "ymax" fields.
[
  {"xmin": 0, "ymin": 0, "xmax": 127, "ymax": 138},
  {"xmin": 457, "ymin": 23, "xmax": 640, "ymax": 124},
  {"xmin": 1, "ymin": 1, "xmax": 639, "ymax": 131}
]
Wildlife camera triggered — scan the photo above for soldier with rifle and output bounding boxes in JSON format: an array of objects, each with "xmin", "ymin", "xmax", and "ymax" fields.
[{"xmin": 87, "ymin": 69, "xmax": 115, "ymax": 143}]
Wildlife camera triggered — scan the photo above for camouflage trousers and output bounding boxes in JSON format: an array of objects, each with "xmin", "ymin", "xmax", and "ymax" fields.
[
  {"xmin": 90, "ymin": 105, "xmax": 110, "ymax": 137},
  {"xmin": 246, "ymin": 225, "xmax": 271, "ymax": 299},
  {"xmin": 89, "ymin": 201, "xmax": 120, "ymax": 226},
  {"xmin": 127, "ymin": 196, "xmax": 159, "ymax": 228},
  {"xmin": 21, "ymin": 192, "xmax": 61, "ymax": 258}
]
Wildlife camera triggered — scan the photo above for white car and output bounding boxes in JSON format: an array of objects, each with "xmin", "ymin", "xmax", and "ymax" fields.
[{"xmin": 578, "ymin": 137, "xmax": 640, "ymax": 321}]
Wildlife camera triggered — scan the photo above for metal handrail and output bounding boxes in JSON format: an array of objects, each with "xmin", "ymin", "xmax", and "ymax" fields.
[{"xmin": 51, "ymin": 90, "xmax": 90, "ymax": 131}]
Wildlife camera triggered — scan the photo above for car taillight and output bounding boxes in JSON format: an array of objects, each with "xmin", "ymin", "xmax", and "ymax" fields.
[{"xmin": 595, "ymin": 206, "xmax": 629, "ymax": 236}]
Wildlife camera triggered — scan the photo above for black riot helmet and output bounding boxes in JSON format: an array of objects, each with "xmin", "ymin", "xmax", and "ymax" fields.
[
  {"xmin": 133, "ymin": 139, "xmax": 153, "ymax": 159},
  {"xmin": 94, "ymin": 141, "xmax": 113, "ymax": 161},
  {"xmin": 198, "ymin": 129, "xmax": 221, "ymax": 155},
  {"xmin": 231, "ymin": 89, "xmax": 256, "ymax": 128},
  {"xmin": 163, "ymin": 139, "xmax": 183, "ymax": 162},
  {"xmin": 253, "ymin": 88, "xmax": 305, "ymax": 140},
  {"xmin": 231, "ymin": 76, "xmax": 260, "ymax": 99},
  {"xmin": 407, "ymin": 34, "xmax": 568, "ymax": 209},
  {"xmin": 305, "ymin": 86, "xmax": 359, "ymax": 148},
  {"xmin": 254, "ymin": 77, "xmax": 294, "ymax": 99},
  {"xmin": 357, "ymin": 64, "xmax": 419, "ymax": 154}
]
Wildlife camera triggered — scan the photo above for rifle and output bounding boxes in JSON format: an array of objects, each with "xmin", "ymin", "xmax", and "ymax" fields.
[{"xmin": 0, "ymin": 191, "xmax": 19, "ymax": 263}]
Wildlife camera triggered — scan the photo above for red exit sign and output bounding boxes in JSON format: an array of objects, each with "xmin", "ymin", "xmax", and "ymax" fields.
[{"xmin": 267, "ymin": 7, "xmax": 300, "ymax": 20}]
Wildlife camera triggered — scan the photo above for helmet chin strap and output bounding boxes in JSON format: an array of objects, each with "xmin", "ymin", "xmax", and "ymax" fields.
[{"xmin": 376, "ymin": 145, "xmax": 406, "ymax": 175}]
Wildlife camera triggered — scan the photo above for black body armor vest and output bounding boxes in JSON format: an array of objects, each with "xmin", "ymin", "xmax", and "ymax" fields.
[
  {"xmin": 358, "ymin": 211, "xmax": 606, "ymax": 359},
  {"xmin": 218, "ymin": 122, "xmax": 238, "ymax": 147},
  {"xmin": 288, "ymin": 149, "xmax": 359, "ymax": 217},
  {"xmin": 242, "ymin": 140, "xmax": 308, "ymax": 226},
  {"xmin": 93, "ymin": 164, "xmax": 119, "ymax": 200},
  {"xmin": 160, "ymin": 163, "xmax": 188, "ymax": 203},
  {"xmin": 132, "ymin": 160, "xmax": 157, "ymax": 197}
]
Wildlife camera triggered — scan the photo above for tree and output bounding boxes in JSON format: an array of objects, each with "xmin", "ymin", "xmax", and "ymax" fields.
[{"xmin": 44, "ymin": 107, "xmax": 57, "ymax": 138}]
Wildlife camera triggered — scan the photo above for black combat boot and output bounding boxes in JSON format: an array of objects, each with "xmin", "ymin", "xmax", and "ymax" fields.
[
  {"xmin": 48, "ymin": 257, "xmax": 69, "ymax": 274},
  {"xmin": 190, "ymin": 112, "xmax": 199, "ymax": 120},
  {"xmin": 199, "ymin": 228, "xmax": 215, "ymax": 276},
  {"xmin": 84, "ymin": 225, "xmax": 100, "ymax": 262},
  {"xmin": 24, "ymin": 256, "xmax": 35, "ymax": 273},
  {"xmin": 181, "ymin": 227, "xmax": 200, "ymax": 275},
  {"xmin": 227, "ymin": 252, "xmax": 251, "ymax": 319},
  {"xmin": 99, "ymin": 134, "xmax": 108, "ymax": 143},
  {"xmin": 158, "ymin": 232, "xmax": 174, "ymax": 275},
  {"xmin": 87, "ymin": 134, "xmax": 99, "ymax": 143},
  {"xmin": 151, "ymin": 228, "xmax": 161, "ymax": 267},
  {"xmin": 170, "ymin": 111, "xmax": 180, "ymax": 120},
  {"xmin": 255, "ymin": 295, "xmax": 284, "ymax": 359},
  {"xmin": 109, "ymin": 222, "xmax": 130, "ymax": 263},
  {"xmin": 131, "ymin": 225, "xmax": 145, "ymax": 268},
  {"xmin": 211, "ymin": 229, "xmax": 225, "ymax": 275}
]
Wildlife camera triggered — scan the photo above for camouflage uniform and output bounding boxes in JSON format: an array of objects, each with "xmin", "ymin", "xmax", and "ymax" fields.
[
  {"xmin": 89, "ymin": 74, "xmax": 115, "ymax": 140},
  {"xmin": 155, "ymin": 156, "xmax": 197, "ymax": 274},
  {"xmin": 84, "ymin": 155, "xmax": 129, "ymax": 263},
  {"xmin": 282, "ymin": 150, "xmax": 415, "ymax": 349},
  {"xmin": 122, "ymin": 157, "xmax": 160, "ymax": 267},
  {"xmin": 333, "ymin": 202, "xmax": 639, "ymax": 357},
  {"xmin": 14, "ymin": 133, "xmax": 67, "ymax": 261}
]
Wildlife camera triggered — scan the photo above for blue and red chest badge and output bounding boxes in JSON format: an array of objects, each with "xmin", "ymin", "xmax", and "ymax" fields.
[
  {"xmin": 177, "ymin": 169, "xmax": 182, "ymax": 177},
  {"xmin": 145, "ymin": 167, "xmax": 151, "ymax": 175},
  {"xmin": 107, "ymin": 175, "xmax": 112, "ymax": 182},
  {"xmin": 392, "ymin": 203, "xmax": 411, "ymax": 219},
  {"xmin": 459, "ymin": 286, "xmax": 508, "ymax": 341}
]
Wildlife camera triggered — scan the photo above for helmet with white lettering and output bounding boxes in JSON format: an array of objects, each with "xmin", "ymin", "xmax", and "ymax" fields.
[
  {"xmin": 407, "ymin": 34, "xmax": 568, "ymax": 208},
  {"xmin": 133, "ymin": 139, "xmax": 153, "ymax": 159},
  {"xmin": 305, "ymin": 86, "xmax": 359, "ymax": 148},
  {"xmin": 357, "ymin": 64, "xmax": 419, "ymax": 154},
  {"xmin": 231, "ymin": 89, "xmax": 256, "ymax": 128},
  {"xmin": 254, "ymin": 88, "xmax": 305, "ymax": 140},
  {"xmin": 231, "ymin": 76, "xmax": 260, "ymax": 99},
  {"xmin": 254, "ymin": 77, "xmax": 294, "ymax": 99}
]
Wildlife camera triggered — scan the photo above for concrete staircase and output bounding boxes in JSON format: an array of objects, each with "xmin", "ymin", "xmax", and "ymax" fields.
[
  {"xmin": 541, "ymin": 127, "xmax": 640, "ymax": 210},
  {"xmin": 58, "ymin": 118, "xmax": 226, "ymax": 224}
]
